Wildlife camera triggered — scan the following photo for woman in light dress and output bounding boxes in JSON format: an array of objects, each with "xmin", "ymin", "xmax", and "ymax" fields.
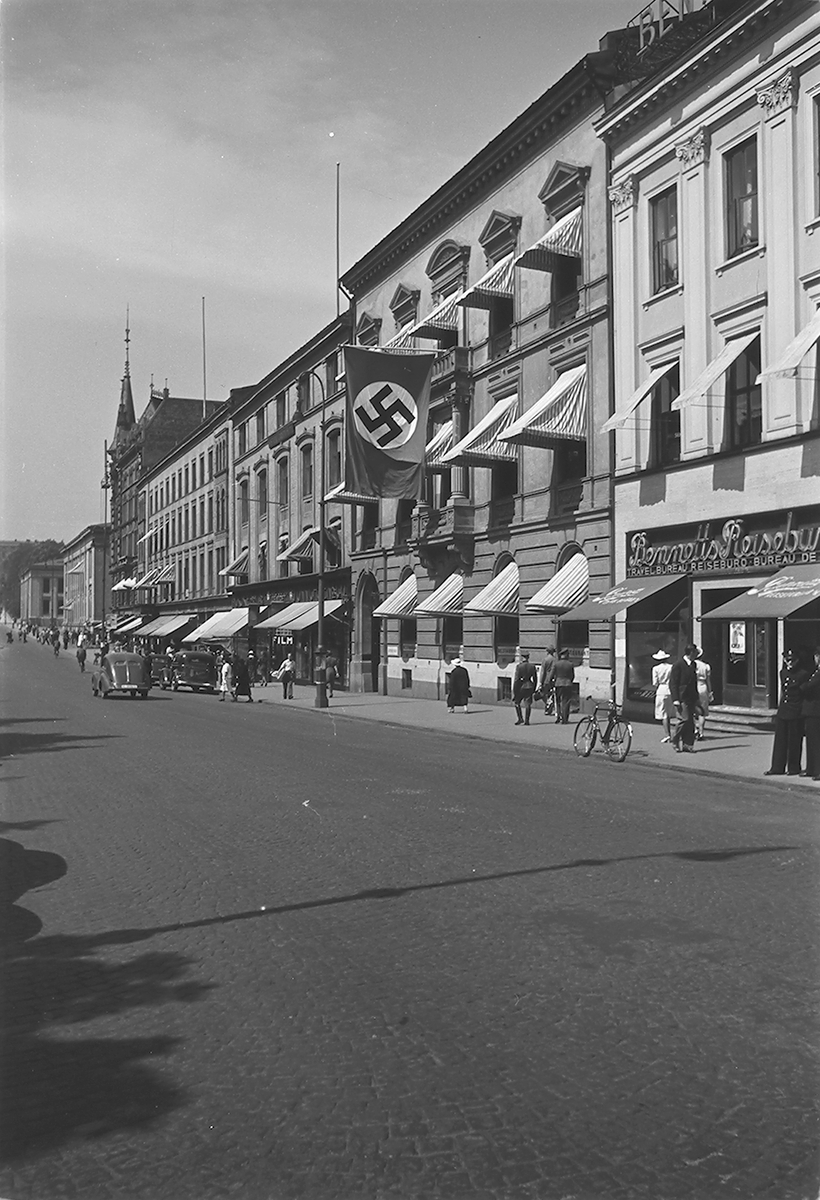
[
  {"xmin": 652, "ymin": 649, "xmax": 674, "ymax": 742},
  {"xmin": 218, "ymin": 654, "xmax": 233, "ymax": 700},
  {"xmin": 695, "ymin": 651, "xmax": 713, "ymax": 740}
]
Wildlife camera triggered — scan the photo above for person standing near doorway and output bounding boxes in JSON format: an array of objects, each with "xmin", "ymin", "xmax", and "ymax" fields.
[
  {"xmin": 651, "ymin": 650, "xmax": 673, "ymax": 742},
  {"xmin": 765, "ymin": 648, "xmax": 809, "ymax": 776}
]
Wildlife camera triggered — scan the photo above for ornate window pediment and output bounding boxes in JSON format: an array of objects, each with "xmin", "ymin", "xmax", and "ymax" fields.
[
  {"xmin": 479, "ymin": 210, "xmax": 522, "ymax": 266},
  {"xmin": 426, "ymin": 240, "xmax": 471, "ymax": 299},
  {"xmin": 539, "ymin": 162, "xmax": 590, "ymax": 218},
  {"xmin": 356, "ymin": 311, "xmax": 382, "ymax": 346},
  {"xmin": 389, "ymin": 283, "xmax": 421, "ymax": 330}
]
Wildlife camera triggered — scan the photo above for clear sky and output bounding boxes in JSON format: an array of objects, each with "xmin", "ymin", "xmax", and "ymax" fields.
[{"xmin": 2, "ymin": 0, "xmax": 640, "ymax": 541}]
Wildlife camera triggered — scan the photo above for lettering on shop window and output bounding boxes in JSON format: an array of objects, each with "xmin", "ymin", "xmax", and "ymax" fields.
[{"xmin": 627, "ymin": 510, "xmax": 820, "ymax": 577}]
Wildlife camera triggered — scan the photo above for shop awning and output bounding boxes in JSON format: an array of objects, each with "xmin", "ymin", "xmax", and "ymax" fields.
[
  {"xmin": 500, "ymin": 366, "xmax": 587, "ymax": 448},
  {"xmin": 457, "ymin": 253, "xmax": 515, "ymax": 310},
  {"xmin": 412, "ymin": 292, "xmax": 463, "ymax": 339},
  {"xmin": 133, "ymin": 569, "xmax": 161, "ymax": 588},
  {"xmin": 600, "ymin": 361, "xmax": 678, "ymax": 433},
  {"xmin": 111, "ymin": 578, "xmax": 137, "ymax": 591},
  {"xmin": 413, "ymin": 572, "xmax": 463, "ymax": 617},
  {"xmin": 671, "ymin": 332, "xmax": 757, "ymax": 411},
  {"xmin": 526, "ymin": 554, "xmax": 589, "ymax": 612},
  {"xmin": 700, "ymin": 564, "xmax": 820, "ymax": 620},
  {"xmin": 464, "ymin": 561, "xmax": 520, "ymax": 616},
  {"xmin": 138, "ymin": 613, "xmax": 197, "ymax": 637},
  {"xmin": 255, "ymin": 602, "xmax": 315, "ymax": 631},
  {"xmin": 137, "ymin": 528, "xmax": 157, "ymax": 545},
  {"xmin": 218, "ymin": 548, "xmax": 249, "ymax": 577},
  {"xmin": 558, "ymin": 573, "xmax": 683, "ymax": 621},
  {"xmin": 442, "ymin": 396, "xmax": 518, "ymax": 466},
  {"xmin": 66, "ymin": 565, "xmax": 85, "ymax": 576},
  {"xmin": 155, "ymin": 564, "xmax": 176, "ymax": 584},
  {"xmin": 514, "ymin": 207, "xmax": 583, "ymax": 272},
  {"xmin": 373, "ymin": 574, "xmax": 419, "ymax": 618},
  {"xmin": 324, "ymin": 482, "xmax": 379, "ymax": 504},
  {"xmin": 424, "ymin": 420, "xmax": 454, "ymax": 471},
  {"xmin": 382, "ymin": 326, "xmax": 416, "ymax": 350},
  {"xmin": 758, "ymin": 307, "xmax": 820, "ymax": 381},
  {"xmin": 282, "ymin": 600, "xmax": 344, "ymax": 631},
  {"xmin": 111, "ymin": 616, "xmax": 145, "ymax": 634},
  {"xmin": 182, "ymin": 608, "xmax": 250, "ymax": 641},
  {"xmin": 276, "ymin": 527, "xmax": 340, "ymax": 563}
]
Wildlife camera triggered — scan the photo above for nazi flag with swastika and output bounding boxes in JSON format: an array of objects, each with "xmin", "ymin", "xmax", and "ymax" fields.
[{"xmin": 343, "ymin": 346, "xmax": 436, "ymax": 498}]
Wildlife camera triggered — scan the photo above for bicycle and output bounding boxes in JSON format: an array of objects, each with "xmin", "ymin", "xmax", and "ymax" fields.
[{"xmin": 573, "ymin": 700, "xmax": 633, "ymax": 762}]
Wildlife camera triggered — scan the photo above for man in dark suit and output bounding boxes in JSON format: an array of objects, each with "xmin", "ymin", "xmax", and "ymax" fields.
[
  {"xmin": 669, "ymin": 643, "xmax": 699, "ymax": 752},
  {"xmin": 512, "ymin": 651, "xmax": 538, "ymax": 725}
]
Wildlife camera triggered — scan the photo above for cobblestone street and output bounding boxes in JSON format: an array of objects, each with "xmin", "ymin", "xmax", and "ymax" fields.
[{"xmin": 2, "ymin": 640, "xmax": 819, "ymax": 1199}]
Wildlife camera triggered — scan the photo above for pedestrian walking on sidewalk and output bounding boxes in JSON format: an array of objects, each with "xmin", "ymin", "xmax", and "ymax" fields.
[
  {"xmin": 218, "ymin": 655, "xmax": 233, "ymax": 701},
  {"xmin": 651, "ymin": 650, "xmax": 673, "ymax": 742},
  {"xmin": 694, "ymin": 651, "xmax": 713, "ymax": 740},
  {"xmin": 447, "ymin": 657, "xmax": 471, "ymax": 713},
  {"xmin": 765, "ymin": 648, "xmax": 809, "ymax": 776},
  {"xmin": 538, "ymin": 646, "xmax": 556, "ymax": 716},
  {"xmin": 550, "ymin": 650, "xmax": 576, "ymax": 725},
  {"xmin": 325, "ymin": 655, "xmax": 338, "ymax": 698},
  {"xmin": 512, "ymin": 651, "xmax": 538, "ymax": 725},
  {"xmin": 800, "ymin": 646, "xmax": 820, "ymax": 780},
  {"xmin": 669, "ymin": 644, "xmax": 699, "ymax": 753},
  {"xmin": 76, "ymin": 644, "xmax": 87, "ymax": 673},
  {"xmin": 277, "ymin": 654, "xmax": 296, "ymax": 699},
  {"xmin": 233, "ymin": 655, "xmax": 253, "ymax": 702}
]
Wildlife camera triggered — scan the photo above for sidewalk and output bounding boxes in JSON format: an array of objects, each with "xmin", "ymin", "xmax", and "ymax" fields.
[{"xmin": 250, "ymin": 682, "xmax": 819, "ymax": 793}]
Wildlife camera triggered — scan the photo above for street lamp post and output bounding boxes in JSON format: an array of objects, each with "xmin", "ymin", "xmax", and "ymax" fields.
[{"xmin": 308, "ymin": 369, "xmax": 329, "ymax": 708}]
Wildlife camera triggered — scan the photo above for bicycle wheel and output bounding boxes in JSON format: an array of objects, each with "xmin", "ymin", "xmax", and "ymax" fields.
[
  {"xmin": 573, "ymin": 717, "xmax": 597, "ymax": 757},
  {"xmin": 605, "ymin": 720, "xmax": 632, "ymax": 762}
]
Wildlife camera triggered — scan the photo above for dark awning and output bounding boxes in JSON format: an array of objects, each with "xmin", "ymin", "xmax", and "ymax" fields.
[
  {"xmin": 700, "ymin": 564, "xmax": 820, "ymax": 620},
  {"xmin": 558, "ymin": 574, "xmax": 684, "ymax": 621}
]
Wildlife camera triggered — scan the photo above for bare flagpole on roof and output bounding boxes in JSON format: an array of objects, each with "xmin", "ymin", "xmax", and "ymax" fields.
[{"xmin": 201, "ymin": 297, "xmax": 207, "ymax": 422}]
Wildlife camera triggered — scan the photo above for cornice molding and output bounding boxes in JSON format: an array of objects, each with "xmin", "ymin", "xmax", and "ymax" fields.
[
  {"xmin": 675, "ymin": 126, "xmax": 710, "ymax": 170},
  {"xmin": 609, "ymin": 176, "xmax": 637, "ymax": 213},
  {"xmin": 756, "ymin": 67, "xmax": 798, "ymax": 120}
]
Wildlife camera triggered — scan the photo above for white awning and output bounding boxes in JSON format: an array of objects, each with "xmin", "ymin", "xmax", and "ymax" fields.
[
  {"xmin": 457, "ymin": 253, "xmax": 515, "ymax": 310},
  {"xmin": 424, "ymin": 420, "xmax": 454, "ymax": 472},
  {"xmin": 278, "ymin": 528, "xmax": 316, "ymax": 562},
  {"xmin": 464, "ymin": 562, "xmax": 520, "ymax": 616},
  {"xmin": 758, "ymin": 307, "xmax": 820, "ymax": 380},
  {"xmin": 382, "ymin": 326, "xmax": 416, "ymax": 350},
  {"xmin": 442, "ymin": 396, "xmax": 518, "ymax": 466},
  {"xmin": 218, "ymin": 548, "xmax": 249, "ymax": 577},
  {"xmin": 413, "ymin": 572, "xmax": 463, "ymax": 617},
  {"xmin": 65, "ymin": 565, "xmax": 85, "ymax": 575},
  {"xmin": 139, "ymin": 612, "xmax": 197, "ymax": 638},
  {"xmin": 600, "ymin": 361, "xmax": 678, "ymax": 433},
  {"xmin": 111, "ymin": 616, "xmax": 145, "ymax": 634},
  {"xmin": 373, "ymin": 575, "xmax": 419, "ymax": 618},
  {"xmin": 137, "ymin": 528, "xmax": 157, "ymax": 545},
  {"xmin": 111, "ymin": 578, "xmax": 137, "ymax": 591},
  {"xmin": 500, "ymin": 366, "xmax": 587, "ymax": 447},
  {"xmin": 182, "ymin": 608, "xmax": 250, "ymax": 642},
  {"xmin": 514, "ymin": 207, "xmax": 583, "ymax": 272},
  {"xmin": 255, "ymin": 600, "xmax": 344, "ymax": 631},
  {"xmin": 412, "ymin": 292, "xmax": 463, "ymax": 339},
  {"xmin": 133, "ymin": 569, "xmax": 161, "ymax": 588},
  {"xmin": 526, "ymin": 554, "xmax": 589, "ymax": 613},
  {"xmin": 324, "ymin": 482, "xmax": 379, "ymax": 505},
  {"xmin": 155, "ymin": 564, "xmax": 176, "ymax": 584},
  {"xmin": 671, "ymin": 332, "xmax": 758, "ymax": 411}
]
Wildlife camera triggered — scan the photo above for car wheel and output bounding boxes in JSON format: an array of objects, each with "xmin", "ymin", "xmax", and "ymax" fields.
[{"xmin": 172, "ymin": 683, "xmax": 179, "ymax": 691}]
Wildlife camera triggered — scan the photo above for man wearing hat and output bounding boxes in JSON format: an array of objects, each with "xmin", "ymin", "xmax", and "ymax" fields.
[
  {"xmin": 447, "ymin": 657, "xmax": 471, "ymax": 714},
  {"xmin": 549, "ymin": 649, "xmax": 576, "ymax": 724},
  {"xmin": 512, "ymin": 651, "xmax": 539, "ymax": 725},
  {"xmin": 651, "ymin": 649, "xmax": 673, "ymax": 742}
]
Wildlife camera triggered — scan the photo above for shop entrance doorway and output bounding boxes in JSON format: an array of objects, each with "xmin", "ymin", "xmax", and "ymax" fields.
[{"xmin": 701, "ymin": 594, "xmax": 775, "ymax": 709}]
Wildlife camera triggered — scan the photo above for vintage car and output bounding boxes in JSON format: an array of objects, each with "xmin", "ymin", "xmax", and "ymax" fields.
[
  {"xmin": 91, "ymin": 651, "xmax": 151, "ymax": 699},
  {"xmin": 149, "ymin": 652, "xmax": 173, "ymax": 686},
  {"xmin": 163, "ymin": 649, "xmax": 218, "ymax": 693}
]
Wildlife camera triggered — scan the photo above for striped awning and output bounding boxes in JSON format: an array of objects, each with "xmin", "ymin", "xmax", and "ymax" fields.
[
  {"xmin": 282, "ymin": 600, "xmax": 344, "ymax": 631},
  {"xmin": 413, "ymin": 572, "xmax": 463, "ymax": 617},
  {"xmin": 111, "ymin": 616, "xmax": 145, "ymax": 635},
  {"xmin": 672, "ymin": 331, "xmax": 757, "ymax": 411},
  {"xmin": 133, "ymin": 569, "xmax": 161, "ymax": 589},
  {"xmin": 600, "ymin": 361, "xmax": 677, "ymax": 434},
  {"xmin": 111, "ymin": 578, "xmax": 137, "ymax": 591},
  {"xmin": 526, "ymin": 554, "xmax": 589, "ymax": 613},
  {"xmin": 276, "ymin": 527, "xmax": 340, "ymax": 563},
  {"xmin": 324, "ymin": 482, "xmax": 379, "ymax": 505},
  {"xmin": 382, "ymin": 326, "xmax": 416, "ymax": 350},
  {"xmin": 442, "ymin": 396, "xmax": 518, "ymax": 466},
  {"xmin": 412, "ymin": 292, "xmax": 463, "ymax": 339},
  {"xmin": 137, "ymin": 528, "xmax": 157, "ymax": 546},
  {"xmin": 464, "ymin": 562, "xmax": 520, "ymax": 616},
  {"xmin": 758, "ymin": 307, "xmax": 820, "ymax": 380},
  {"xmin": 137, "ymin": 613, "xmax": 196, "ymax": 637},
  {"xmin": 558, "ymin": 574, "xmax": 682, "ymax": 622},
  {"xmin": 373, "ymin": 574, "xmax": 419, "ymax": 618},
  {"xmin": 218, "ymin": 548, "xmax": 249, "ymax": 577},
  {"xmin": 182, "ymin": 608, "xmax": 250, "ymax": 642},
  {"xmin": 500, "ymin": 366, "xmax": 587, "ymax": 448},
  {"xmin": 425, "ymin": 420, "xmax": 454, "ymax": 472},
  {"xmin": 457, "ymin": 253, "xmax": 515, "ymax": 311},
  {"xmin": 515, "ymin": 207, "xmax": 583, "ymax": 272},
  {"xmin": 155, "ymin": 564, "xmax": 176, "ymax": 584}
]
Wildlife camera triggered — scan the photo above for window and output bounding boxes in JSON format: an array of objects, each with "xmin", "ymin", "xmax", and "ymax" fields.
[
  {"xmin": 327, "ymin": 429, "xmax": 342, "ymax": 489},
  {"xmin": 494, "ymin": 615, "xmax": 519, "ymax": 668},
  {"xmin": 239, "ymin": 479, "xmax": 250, "ymax": 527},
  {"xmin": 396, "ymin": 498, "xmax": 414, "ymax": 544},
  {"xmin": 650, "ymin": 364, "xmax": 681, "ymax": 466},
  {"xmin": 191, "ymin": 503, "xmax": 197, "ymax": 540},
  {"xmin": 208, "ymin": 449, "xmax": 214, "ymax": 480},
  {"xmin": 301, "ymin": 444, "xmax": 313, "ymax": 498},
  {"xmin": 184, "ymin": 466, "xmax": 190, "ymax": 494},
  {"xmin": 553, "ymin": 443, "xmax": 587, "ymax": 485},
  {"xmin": 326, "ymin": 352, "xmax": 339, "ymax": 396},
  {"xmin": 237, "ymin": 423, "xmax": 247, "ymax": 457},
  {"xmin": 277, "ymin": 457, "xmax": 289, "ymax": 509},
  {"xmin": 258, "ymin": 470, "xmax": 268, "ymax": 523},
  {"xmin": 297, "ymin": 375, "xmax": 311, "ymax": 412},
  {"xmin": 276, "ymin": 393, "xmax": 287, "ymax": 427},
  {"xmin": 725, "ymin": 138, "xmax": 758, "ymax": 258},
  {"xmin": 357, "ymin": 503, "xmax": 378, "ymax": 551},
  {"xmin": 199, "ymin": 497, "xmax": 205, "ymax": 534},
  {"xmin": 651, "ymin": 187, "xmax": 678, "ymax": 292},
  {"xmin": 488, "ymin": 297, "xmax": 514, "ymax": 360},
  {"xmin": 726, "ymin": 337, "xmax": 762, "ymax": 450},
  {"xmin": 256, "ymin": 411, "xmax": 265, "ymax": 444},
  {"xmin": 208, "ymin": 494, "xmax": 214, "ymax": 532},
  {"xmin": 191, "ymin": 461, "xmax": 196, "ymax": 490},
  {"xmin": 356, "ymin": 312, "xmax": 382, "ymax": 347},
  {"xmin": 815, "ymin": 96, "xmax": 820, "ymax": 216}
]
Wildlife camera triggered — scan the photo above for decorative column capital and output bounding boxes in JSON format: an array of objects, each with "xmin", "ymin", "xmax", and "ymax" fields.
[
  {"xmin": 756, "ymin": 68, "xmax": 798, "ymax": 120},
  {"xmin": 608, "ymin": 177, "xmax": 636, "ymax": 214},
  {"xmin": 675, "ymin": 127, "xmax": 710, "ymax": 170}
]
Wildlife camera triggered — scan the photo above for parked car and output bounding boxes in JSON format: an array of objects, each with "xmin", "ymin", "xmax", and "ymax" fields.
[
  {"xmin": 92, "ymin": 651, "xmax": 151, "ymax": 700},
  {"xmin": 149, "ymin": 652, "xmax": 173, "ymax": 686},
  {"xmin": 164, "ymin": 650, "xmax": 218, "ymax": 693}
]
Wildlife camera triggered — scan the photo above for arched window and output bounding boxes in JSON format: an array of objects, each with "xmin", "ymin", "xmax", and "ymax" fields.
[{"xmin": 326, "ymin": 429, "xmax": 342, "ymax": 489}]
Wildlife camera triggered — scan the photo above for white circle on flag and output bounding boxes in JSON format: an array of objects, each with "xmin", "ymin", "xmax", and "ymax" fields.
[{"xmin": 352, "ymin": 380, "xmax": 418, "ymax": 450}]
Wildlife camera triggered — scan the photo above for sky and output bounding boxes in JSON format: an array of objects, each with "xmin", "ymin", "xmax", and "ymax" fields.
[{"xmin": 2, "ymin": 0, "xmax": 640, "ymax": 542}]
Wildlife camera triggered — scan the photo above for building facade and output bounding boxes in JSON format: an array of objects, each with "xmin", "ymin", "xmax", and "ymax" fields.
[
  {"xmin": 595, "ymin": 0, "xmax": 820, "ymax": 719},
  {"xmin": 20, "ymin": 561, "xmax": 64, "ymax": 628},
  {"xmin": 62, "ymin": 524, "xmax": 110, "ymax": 629}
]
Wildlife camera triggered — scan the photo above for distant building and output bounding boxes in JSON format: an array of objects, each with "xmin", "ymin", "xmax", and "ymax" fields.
[
  {"xmin": 61, "ymin": 525, "xmax": 110, "ymax": 629},
  {"xmin": 20, "ymin": 561, "xmax": 64, "ymax": 627}
]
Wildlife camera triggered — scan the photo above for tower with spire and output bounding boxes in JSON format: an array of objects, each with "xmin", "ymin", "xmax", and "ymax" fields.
[{"xmin": 113, "ymin": 309, "xmax": 136, "ymax": 444}]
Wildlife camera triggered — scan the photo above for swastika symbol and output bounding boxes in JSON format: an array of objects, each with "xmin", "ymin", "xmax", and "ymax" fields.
[{"xmin": 353, "ymin": 381, "xmax": 418, "ymax": 449}]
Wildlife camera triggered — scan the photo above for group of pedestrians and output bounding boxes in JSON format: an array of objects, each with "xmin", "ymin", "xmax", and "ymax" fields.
[
  {"xmin": 651, "ymin": 646, "xmax": 713, "ymax": 747},
  {"xmin": 217, "ymin": 652, "xmax": 299, "ymax": 703},
  {"xmin": 446, "ymin": 646, "xmax": 577, "ymax": 727}
]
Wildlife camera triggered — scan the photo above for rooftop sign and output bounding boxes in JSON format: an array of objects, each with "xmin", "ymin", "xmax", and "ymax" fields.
[{"xmin": 629, "ymin": 0, "xmax": 712, "ymax": 53}]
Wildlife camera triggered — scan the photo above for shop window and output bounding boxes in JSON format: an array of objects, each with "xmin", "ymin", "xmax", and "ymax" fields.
[
  {"xmin": 650, "ymin": 186, "xmax": 678, "ymax": 293},
  {"xmin": 725, "ymin": 337, "xmax": 762, "ymax": 450},
  {"xmin": 494, "ymin": 615, "xmax": 519, "ymax": 668},
  {"xmin": 326, "ymin": 429, "xmax": 342, "ymax": 489},
  {"xmin": 625, "ymin": 580, "xmax": 689, "ymax": 702},
  {"xmin": 400, "ymin": 617, "xmax": 417, "ymax": 659},
  {"xmin": 725, "ymin": 137, "xmax": 758, "ymax": 259},
  {"xmin": 442, "ymin": 615, "xmax": 462, "ymax": 662},
  {"xmin": 650, "ymin": 365, "xmax": 681, "ymax": 466}
]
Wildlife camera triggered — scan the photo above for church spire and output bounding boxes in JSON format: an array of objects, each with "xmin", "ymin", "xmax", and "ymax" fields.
[{"xmin": 115, "ymin": 307, "xmax": 136, "ymax": 433}]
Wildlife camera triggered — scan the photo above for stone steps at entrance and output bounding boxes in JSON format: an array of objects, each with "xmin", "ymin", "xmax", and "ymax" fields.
[{"xmin": 706, "ymin": 705, "xmax": 776, "ymax": 734}]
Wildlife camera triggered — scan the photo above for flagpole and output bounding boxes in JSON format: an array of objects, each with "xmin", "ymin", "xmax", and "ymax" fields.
[
  {"xmin": 313, "ymin": 368, "xmax": 328, "ymax": 708},
  {"xmin": 201, "ymin": 297, "xmax": 207, "ymax": 422}
]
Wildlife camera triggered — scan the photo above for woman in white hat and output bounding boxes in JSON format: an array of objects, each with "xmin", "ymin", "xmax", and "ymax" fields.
[{"xmin": 652, "ymin": 650, "xmax": 674, "ymax": 742}]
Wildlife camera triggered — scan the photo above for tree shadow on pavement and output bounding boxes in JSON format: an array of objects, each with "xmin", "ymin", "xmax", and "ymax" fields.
[
  {"xmin": 0, "ymin": 837, "xmax": 214, "ymax": 1164},
  {"xmin": 0, "ymin": 730, "xmax": 122, "ymax": 759}
]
